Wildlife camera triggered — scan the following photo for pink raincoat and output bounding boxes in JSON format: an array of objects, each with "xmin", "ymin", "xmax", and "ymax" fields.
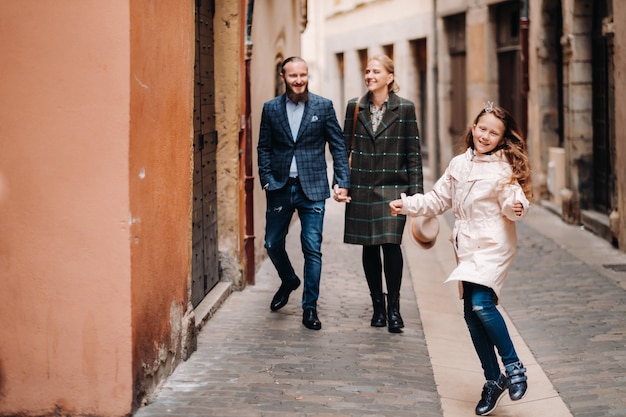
[{"xmin": 400, "ymin": 148, "xmax": 529, "ymax": 298}]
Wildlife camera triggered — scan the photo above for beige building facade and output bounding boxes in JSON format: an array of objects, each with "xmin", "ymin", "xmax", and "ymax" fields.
[
  {"xmin": 304, "ymin": 0, "xmax": 626, "ymax": 252},
  {"xmin": 305, "ymin": 0, "xmax": 439, "ymax": 178}
]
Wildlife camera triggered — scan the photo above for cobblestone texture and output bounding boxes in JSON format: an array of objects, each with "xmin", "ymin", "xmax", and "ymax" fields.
[
  {"xmin": 134, "ymin": 200, "xmax": 626, "ymax": 417},
  {"xmin": 503, "ymin": 219, "xmax": 626, "ymax": 417},
  {"xmin": 134, "ymin": 200, "xmax": 443, "ymax": 417}
]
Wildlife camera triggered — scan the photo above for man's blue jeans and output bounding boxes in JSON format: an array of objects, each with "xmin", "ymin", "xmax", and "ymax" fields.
[
  {"xmin": 463, "ymin": 281, "xmax": 520, "ymax": 381},
  {"xmin": 264, "ymin": 183, "xmax": 325, "ymax": 310}
]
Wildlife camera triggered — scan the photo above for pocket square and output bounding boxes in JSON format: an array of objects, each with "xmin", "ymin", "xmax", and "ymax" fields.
[{"xmin": 311, "ymin": 115, "xmax": 318, "ymax": 122}]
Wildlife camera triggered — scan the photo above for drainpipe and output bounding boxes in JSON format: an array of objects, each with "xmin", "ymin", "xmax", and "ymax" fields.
[
  {"xmin": 520, "ymin": 0, "xmax": 529, "ymax": 136},
  {"xmin": 432, "ymin": 0, "xmax": 441, "ymax": 178},
  {"xmin": 242, "ymin": 0, "xmax": 255, "ymax": 284}
]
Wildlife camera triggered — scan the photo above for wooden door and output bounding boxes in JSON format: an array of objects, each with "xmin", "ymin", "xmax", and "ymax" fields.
[
  {"xmin": 447, "ymin": 14, "xmax": 467, "ymax": 150},
  {"xmin": 591, "ymin": 0, "xmax": 614, "ymax": 213},
  {"xmin": 495, "ymin": 1, "xmax": 525, "ymax": 135},
  {"xmin": 191, "ymin": 0, "xmax": 219, "ymax": 307}
]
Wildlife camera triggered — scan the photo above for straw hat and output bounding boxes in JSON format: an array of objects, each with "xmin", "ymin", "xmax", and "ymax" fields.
[{"xmin": 410, "ymin": 216, "xmax": 440, "ymax": 249}]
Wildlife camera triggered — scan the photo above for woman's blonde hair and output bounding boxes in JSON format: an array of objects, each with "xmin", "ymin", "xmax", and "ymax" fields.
[
  {"xmin": 368, "ymin": 55, "xmax": 400, "ymax": 93},
  {"xmin": 463, "ymin": 105, "xmax": 533, "ymax": 200}
]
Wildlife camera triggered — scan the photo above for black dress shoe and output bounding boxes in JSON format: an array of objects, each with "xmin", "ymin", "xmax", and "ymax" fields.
[
  {"xmin": 270, "ymin": 278, "xmax": 301, "ymax": 311},
  {"xmin": 302, "ymin": 308, "xmax": 321, "ymax": 330}
]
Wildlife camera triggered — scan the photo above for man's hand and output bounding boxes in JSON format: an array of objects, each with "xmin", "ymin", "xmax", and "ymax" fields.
[{"xmin": 333, "ymin": 184, "xmax": 351, "ymax": 203}]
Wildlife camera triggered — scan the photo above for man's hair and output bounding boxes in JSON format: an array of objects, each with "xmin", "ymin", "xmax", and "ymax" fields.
[{"xmin": 281, "ymin": 56, "xmax": 307, "ymax": 74}]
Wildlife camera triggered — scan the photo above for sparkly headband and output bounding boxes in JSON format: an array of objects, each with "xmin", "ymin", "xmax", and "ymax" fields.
[{"xmin": 483, "ymin": 101, "xmax": 494, "ymax": 113}]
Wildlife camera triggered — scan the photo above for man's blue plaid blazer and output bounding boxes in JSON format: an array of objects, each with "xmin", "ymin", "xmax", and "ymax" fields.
[{"xmin": 258, "ymin": 93, "xmax": 350, "ymax": 201}]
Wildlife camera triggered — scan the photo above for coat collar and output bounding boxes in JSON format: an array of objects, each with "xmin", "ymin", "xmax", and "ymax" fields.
[
  {"xmin": 356, "ymin": 92, "xmax": 401, "ymax": 139},
  {"xmin": 465, "ymin": 147, "xmax": 506, "ymax": 162}
]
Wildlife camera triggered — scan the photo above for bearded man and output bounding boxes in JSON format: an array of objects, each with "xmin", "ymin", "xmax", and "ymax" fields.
[{"xmin": 257, "ymin": 56, "xmax": 350, "ymax": 330}]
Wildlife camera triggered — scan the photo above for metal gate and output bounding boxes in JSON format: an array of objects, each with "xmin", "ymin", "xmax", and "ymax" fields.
[{"xmin": 191, "ymin": 0, "xmax": 219, "ymax": 307}]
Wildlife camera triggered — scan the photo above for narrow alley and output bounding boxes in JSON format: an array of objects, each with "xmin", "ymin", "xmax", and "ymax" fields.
[{"xmin": 134, "ymin": 195, "xmax": 626, "ymax": 417}]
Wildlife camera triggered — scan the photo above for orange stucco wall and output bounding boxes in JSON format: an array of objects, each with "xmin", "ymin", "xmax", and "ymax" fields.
[
  {"xmin": 0, "ymin": 0, "xmax": 195, "ymax": 415},
  {"xmin": 0, "ymin": 1, "xmax": 132, "ymax": 415},
  {"xmin": 128, "ymin": 0, "xmax": 194, "ymax": 405}
]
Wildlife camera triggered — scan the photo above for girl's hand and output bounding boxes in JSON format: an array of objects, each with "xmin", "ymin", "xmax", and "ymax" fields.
[
  {"xmin": 389, "ymin": 199, "xmax": 403, "ymax": 216},
  {"xmin": 513, "ymin": 201, "xmax": 524, "ymax": 216}
]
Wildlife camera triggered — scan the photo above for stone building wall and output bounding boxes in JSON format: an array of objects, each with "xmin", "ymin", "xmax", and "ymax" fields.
[{"xmin": 306, "ymin": 0, "xmax": 625, "ymax": 252}]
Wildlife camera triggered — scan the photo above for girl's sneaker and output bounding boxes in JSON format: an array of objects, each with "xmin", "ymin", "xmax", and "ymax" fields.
[
  {"xmin": 505, "ymin": 361, "xmax": 528, "ymax": 401},
  {"xmin": 475, "ymin": 374, "xmax": 508, "ymax": 415}
]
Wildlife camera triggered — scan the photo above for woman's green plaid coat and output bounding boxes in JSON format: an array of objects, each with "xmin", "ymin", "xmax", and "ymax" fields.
[{"xmin": 343, "ymin": 92, "xmax": 423, "ymax": 245}]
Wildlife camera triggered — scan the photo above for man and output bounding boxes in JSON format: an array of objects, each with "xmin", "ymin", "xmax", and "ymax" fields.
[{"xmin": 258, "ymin": 56, "xmax": 350, "ymax": 330}]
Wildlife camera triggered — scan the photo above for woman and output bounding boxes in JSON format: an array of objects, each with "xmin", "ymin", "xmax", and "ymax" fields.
[
  {"xmin": 341, "ymin": 55, "xmax": 423, "ymax": 333},
  {"xmin": 389, "ymin": 103, "xmax": 531, "ymax": 415}
]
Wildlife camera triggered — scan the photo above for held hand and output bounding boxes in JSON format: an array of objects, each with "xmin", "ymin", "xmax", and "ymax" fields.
[
  {"xmin": 513, "ymin": 201, "xmax": 524, "ymax": 216},
  {"xmin": 389, "ymin": 199, "xmax": 403, "ymax": 217},
  {"xmin": 333, "ymin": 184, "xmax": 351, "ymax": 203}
]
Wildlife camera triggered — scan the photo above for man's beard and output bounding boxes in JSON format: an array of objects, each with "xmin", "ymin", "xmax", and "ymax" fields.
[{"xmin": 286, "ymin": 84, "xmax": 309, "ymax": 104}]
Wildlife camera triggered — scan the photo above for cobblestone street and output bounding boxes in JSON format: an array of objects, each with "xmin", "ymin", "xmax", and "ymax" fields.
[{"xmin": 134, "ymin": 197, "xmax": 626, "ymax": 417}]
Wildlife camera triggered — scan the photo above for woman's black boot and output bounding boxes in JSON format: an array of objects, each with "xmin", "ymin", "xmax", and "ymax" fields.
[
  {"xmin": 386, "ymin": 294, "xmax": 404, "ymax": 333},
  {"xmin": 370, "ymin": 293, "xmax": 386, "ymax": 327},
  {"xmin": 475, "ymin": 374, "xmax": 508, "ymax": 415},
  {"xmin": 505, "ymin": 361, "xmax": 528, "ymax": 400}
]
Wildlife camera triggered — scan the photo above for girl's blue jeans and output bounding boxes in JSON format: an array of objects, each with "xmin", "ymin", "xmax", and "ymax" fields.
[{"xmin": 462, "ymin": 281, "xmax": 520, "ymax": 381}]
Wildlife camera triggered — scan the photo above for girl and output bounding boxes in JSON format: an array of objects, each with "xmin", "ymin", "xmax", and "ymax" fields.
[
  {"xmin": 340, "ymin": 55, "xmax": 423, "ymax": 333},
  {"xmin": 389, "ymin": 103, "xmax": 531, "ymax": 415}
]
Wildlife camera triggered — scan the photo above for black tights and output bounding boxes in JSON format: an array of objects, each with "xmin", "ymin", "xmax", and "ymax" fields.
[{"xmin": 362, "ymin": 243, "xmax": 403, "ymax": 297}]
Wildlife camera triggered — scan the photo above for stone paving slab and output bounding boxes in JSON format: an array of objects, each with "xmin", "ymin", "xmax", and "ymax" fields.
[{"xmin": 411, "ymin": 210, "xmax": 573, "ymax": 417}]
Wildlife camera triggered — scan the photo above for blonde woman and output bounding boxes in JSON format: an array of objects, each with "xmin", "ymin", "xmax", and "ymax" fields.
[{"xmin": 342, "ymin": 55, "xmax": 423, "ymax": 333}]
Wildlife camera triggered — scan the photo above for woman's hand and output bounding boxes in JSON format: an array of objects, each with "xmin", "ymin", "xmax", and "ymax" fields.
[
  {"xmin": 513, "ymin": 200, "xmax": 524, "ymax": 216},
  {"xmin": 333, "ymin": 184, "xmax": 351, "ymax": 203},
  {"xmin": 389, "ymin": 199, "xmax": 403, "ymax": 216}
]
